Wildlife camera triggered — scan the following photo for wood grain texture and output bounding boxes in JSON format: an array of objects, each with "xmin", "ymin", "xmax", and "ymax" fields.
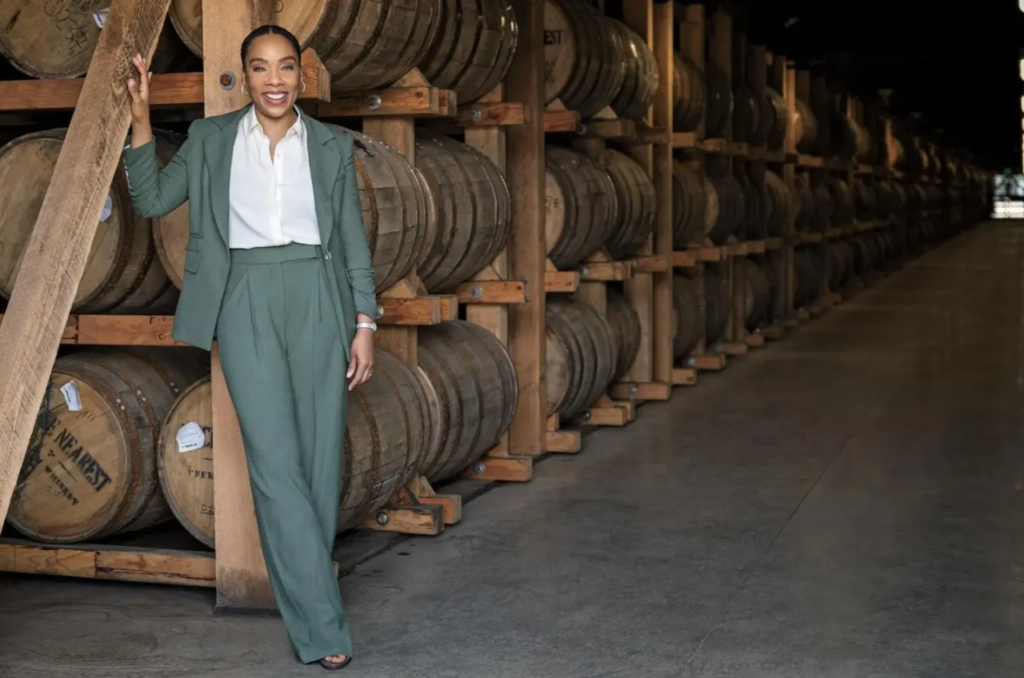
[
  {"xmin": 0, "ymin": 0, "xmax": 172, "ymax": 531},
  {"xmin": 505, "ymin": 0, "xmax": 546, "ymax": 457},
  {"xmin": 204, "ymin": 0, "xmax": 274, "ymax": 612}
]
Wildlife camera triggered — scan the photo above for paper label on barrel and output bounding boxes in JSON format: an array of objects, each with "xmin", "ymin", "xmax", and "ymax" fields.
[
  {"xmin": 176, "ymin": 422, "xmax": 205, "ymax": 453},
  {"xmin": 100, "ymin": 195, "xmax": 113, "ymax": 222},
  {"xmin": 60, "ymin": 382, "xmax": 82, "ymax": 412}
]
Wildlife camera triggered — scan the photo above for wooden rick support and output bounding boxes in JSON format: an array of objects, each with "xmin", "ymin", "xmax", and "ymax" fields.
[{"xmin": 0, "ymin": 0, "xmax": 548, "ymax": 611}]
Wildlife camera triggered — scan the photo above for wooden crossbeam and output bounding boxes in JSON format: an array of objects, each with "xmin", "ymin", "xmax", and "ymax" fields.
[{"xmin": 0, "ymin": 0, "xmax": 172, "ymax": 528}]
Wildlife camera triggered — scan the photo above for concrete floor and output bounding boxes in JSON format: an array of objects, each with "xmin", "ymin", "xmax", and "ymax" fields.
[{"xmin": 4, "ymin": 222, "xmax": 1024, "ymax": 677}]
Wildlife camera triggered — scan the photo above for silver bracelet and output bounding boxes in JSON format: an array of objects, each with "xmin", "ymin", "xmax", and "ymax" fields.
[{"xmin": 355, "ymin": 322, "xmax": 377, "ymax": 332}]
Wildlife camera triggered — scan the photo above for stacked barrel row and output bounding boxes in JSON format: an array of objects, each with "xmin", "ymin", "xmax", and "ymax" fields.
[
  {"xmin": 0, "ymin": 0, "xmax": 519, "ymax": 103},
  {"xmin": 2, "ymin": 129, "xmax": 529, "ymax": 545}
]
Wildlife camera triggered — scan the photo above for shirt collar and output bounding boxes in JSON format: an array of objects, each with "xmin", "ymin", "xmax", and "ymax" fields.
[{"xmin": 244, "ymin": 104, "xmax": 304, "ymax": 141}]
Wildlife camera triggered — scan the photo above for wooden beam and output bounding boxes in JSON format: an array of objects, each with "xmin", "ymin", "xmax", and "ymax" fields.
[
  {"xmin": 0, "ymin": 49, "xmax": 329, "ymax": 112},
  {"xmin": 0, "ymin": 0, "xmax": 171, "ymax": 529},
  {"xmin": 504, "ymin": 0, "xmax": 547, "ymax": 458},
  {"xmin": 205, "ymin": 0, "xmax": 276, "ymax": 612}
]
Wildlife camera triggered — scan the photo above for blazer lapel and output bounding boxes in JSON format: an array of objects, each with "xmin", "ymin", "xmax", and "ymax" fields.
[
  {"xmin": 204, "ymin": 106, "xmax": 249, "ymax": 246},
  {"xmin": 305, "ymin": 117, "xmax": 343, "ymax": 250}
]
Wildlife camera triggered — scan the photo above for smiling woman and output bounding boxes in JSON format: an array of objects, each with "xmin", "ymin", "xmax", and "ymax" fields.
[{"xmin": 121, "ymin": 24, "xmax": 379, "ymax": 672}]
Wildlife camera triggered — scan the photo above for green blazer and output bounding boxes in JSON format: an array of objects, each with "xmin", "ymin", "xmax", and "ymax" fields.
[{"xmin": 123, "ymin": 105, "xmax": 377, "ymax": 358}]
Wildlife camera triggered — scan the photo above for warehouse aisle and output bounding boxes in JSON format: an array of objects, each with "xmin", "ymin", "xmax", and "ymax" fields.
[{"xmin": 3, "ymin": 222, "xmax": 1024, "ymax": 678}]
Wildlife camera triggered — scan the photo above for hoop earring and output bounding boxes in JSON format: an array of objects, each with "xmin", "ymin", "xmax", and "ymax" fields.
[{"xmin": 300, "ymin": 81, "xmax": 306, "ymax": 94}]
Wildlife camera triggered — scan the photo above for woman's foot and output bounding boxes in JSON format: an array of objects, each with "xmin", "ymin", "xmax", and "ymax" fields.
[{"xmin": 319, "ymin": 654, "xmax": 352, "ymax": 670}]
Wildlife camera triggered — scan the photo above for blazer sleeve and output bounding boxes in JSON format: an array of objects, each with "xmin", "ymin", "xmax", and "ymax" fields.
[
  {"xmin": 337, "ymin": 134, "xmax": 378, "ymax": 320},
  {"xmin": 122, "ymin": 123, "xmax": 195, "ymax": 219}
]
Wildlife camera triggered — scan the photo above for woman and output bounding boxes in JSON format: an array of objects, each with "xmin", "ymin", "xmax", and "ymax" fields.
[{"xmin": 125, "ymin": 25, "xmax": 376, "ymax": 670}]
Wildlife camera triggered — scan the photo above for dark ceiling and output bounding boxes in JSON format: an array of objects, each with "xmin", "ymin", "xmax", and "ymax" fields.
[{"xmin": 726, "ymin": 0, "xmax": 1024, "ymax": 170}]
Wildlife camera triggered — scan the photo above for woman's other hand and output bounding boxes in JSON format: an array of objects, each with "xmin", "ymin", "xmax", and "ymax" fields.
[
  {"xmin": 127, "ymin": 53, "xmax": 153, "ymax": 148},
  {"xmin": 347, "ymin": 327, "xmax": 375, "ymax": 391}
]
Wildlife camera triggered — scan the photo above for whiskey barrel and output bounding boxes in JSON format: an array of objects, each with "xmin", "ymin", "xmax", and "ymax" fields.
[
  {"xmin": 0, "ymin": 6, "xmax": 189, "ymax": 79},
  {"xmin": 740, "ymin": 170, "xmax": 767, "ymax": 240},
  {"xmin": 415, "ymin": 321, "xmax": 517, "ymax": 482},
  {"xmin": 765, "ymin": 170, "xmax": 795, "ymax": 238},
  {"xmin": 608, "ymin": 19, "xmax": 659, "ymax": 122},
  {"xmin": 702, "ymin": 174, "xmax": 721, "ymax": 240},
  {"xmin": 603, "ymin": 150, "xmax": 656, "ymax": 260},
  {"xmin": 415, "ymin": 134, "xmax": 511, "ymax": 292},
  {"xmin": 546, "ymin": 329, "xmax": 572, "ymax": 417},
  {"xmin": 764, "ymin": 88, "xmax": 788, "ymax": 151},
  {"xmin": 759, "ymin": 257, "xmax": 781, "ymax": 325},
  {"xmin": 418, "ymin": 0, "xmax": 518, "ymax": 102},
  {"xmin": 153, "ymin": 127, "xmax": 427, "ymax": 294},
  {"xmin": 855, "ymin": 179, "xmax": 878, "ymax": 221},
  {"xmin": 707, "ymin": 171, "xmax": 745, "ymax": 245},
  {"xmin": 544, "ymin": 0, "xmax": 626, "ymax": 119},
  {"xmin": 733, "ymin": 83, "xmax": 760, "ymax": 146},
  {"xmin": 606, "ymin": 288, "xmax": 640, "ymax": 381},
  {"xmin": 155, "ymin": 349, "xmax": 426, "ymax": 545},
  {"xmin": 672, "ymin": 276, "xmax": 703, "ymax": 360},
  {"xmin": 793, "ymin": 173, "xmax": 815, "ymax": 232},
  {"xmin": 546, "ymin": 145, "xmax": 618, "ymax": 269},
  {"xmin": 672, "ymin": 161, "xmax": 708, "ymax": 248},
  {"xmin": 704, "ymin": 268, "xmax": 729, "ymax": 346},
  {"xmin": 811, "ymin": 176, "xmax": 833, "ymax": 232},
  {"xmin": 826, "ymin": 176, "xmax": 854, "ymax": 227},
  {"xmin": 171, "ymin": 0, "xmax": 441, "ymax": 93},
  {"xmin": 0, "ymin": 130, "xmax": 176, "ymax": 314},
  {"xmin": 793, "ymin": 98, "xmax": 819, "ymax": 155},
  {"xmin": 546, "ymin": 297, "xmax": 617, "ymax": 421},
  {"xmin": 735, "ymin": 258, "xmax": 770, "ymax": 331},
  {"xmin": 8, "ymin": 349, "xmax": 208, "ymax": 544},
  {"xmin": 704, "ymin": 62, "xmax": 733, "ymax": 139},
  {"xmin": 793, "ymin": 248, "xmax": 822, "ymax": 307},
  {"xmin": 673, "ymin": 53, "xmax": 706, "ymax": 132},
  {"xmin": 344, "ymin": 127, "xmax": 429, "ymax": 292}
]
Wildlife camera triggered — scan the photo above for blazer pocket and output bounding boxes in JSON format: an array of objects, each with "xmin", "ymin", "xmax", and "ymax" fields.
[{"xmin": 184, "ymin": 247, "xmax": 202, "ymax": 274}]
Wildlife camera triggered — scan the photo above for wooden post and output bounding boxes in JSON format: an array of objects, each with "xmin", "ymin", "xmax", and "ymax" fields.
[
  {"xmin": 620, "ymin": 0, "xmax": 655, "ymax": 387},
  {"xmin": 0, "ymin": 0, "xmax": 172, "ymax": 527},
  {"xmin": 783, "ymin": 62, "xmax": 798, "ymax": 324},
  {"xmin": 205, "ymin": 0, "xmax": 276, "ymax": 612},
  {"xmin": 651, "ymin": 1, "xmax": 675, "ymax": 388},
  {"xmin": 505, "ymin": 0, "xmax": 546, "ymax": 458}
]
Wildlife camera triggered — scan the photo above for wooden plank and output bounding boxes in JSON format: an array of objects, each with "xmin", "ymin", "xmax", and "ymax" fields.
[
  {"xmin": 505, "ymin": 0, "xmax": 547, "ymax": 458},
  {"xmin": 546, "ymin": 429, "xmax": 582, "ymax": 453},
  {"xmin": 458, "ymin": 102, "xmax": 525, "ymax": 126},
  {"xmin": 454, "ymin": 281, "xmax": 526, "ymax": 304},
  {"xmin": 0, "ymin": 540, "xmax": 216, "ymax": 587},
  {"xmin": 203, "ymin": 0, "xmax": 277, "ymax": 612},
  {"xmin": 544, "ymin": 271, "xmax": 580, "ymax": 292},
  {"xmin": 672, "ymin": 250, "xmax": 699, "ymax": 267},
  {"xmin": 580, "ymin": 118, "xmax": 636, "ymax": 139},
  {"xmin": 650, "ymin": 0, "xmax": 675, "ymax": 389},
  {"xmin": 462, "ymin": 455, "xmax": 533, "ymax": 482},
  {"xmin": 309, "ymin": 87, "xmax": 455, "ymax": 118},
  {"xmin": 0, "ymin": 49, "xmax": 329, "ymax": 112},
  {"xmin": 634, "ymin": 255, "xmax": 670, "ymax": 273},
  {"xmin": 671, "ymin": 367, "xmax": 698, "ymax": 386},
  {"xmin": 672, "ymin": 132, "xmax": 698, "ymax": 148},
  {"xmin": 0, "ymin": 0, "xmax": 172, "ymax": 534},
  {"xmin": 361, "ymin": 504, "xmax": 444, "ymax": 536},
  {"xmin": 580, "ymin": 261, "xmax": 634, "ymax": 281},
  {"xmin": 608, "ymin": 382, "xmax": 672, "ymax": 401},
  {"xmin": 544, "ymin": 109, "xmax": 580, "ymax": 133}
]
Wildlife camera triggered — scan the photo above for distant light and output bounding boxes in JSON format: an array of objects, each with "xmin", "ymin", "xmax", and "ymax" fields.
[{"xmin": 784, "ymin": 17, "xmax": 799, "ymax": 28}]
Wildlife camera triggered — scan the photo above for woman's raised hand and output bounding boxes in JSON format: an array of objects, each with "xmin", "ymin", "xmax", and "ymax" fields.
[{"xmin": 127, "ymin": 53, "xmax": 153, "ymax": 147}]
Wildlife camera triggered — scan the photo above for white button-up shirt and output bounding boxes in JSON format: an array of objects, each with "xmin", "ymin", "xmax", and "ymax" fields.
[{"xmin": 228, "ymin": 106, "xmax": 320, "ymax": 249}]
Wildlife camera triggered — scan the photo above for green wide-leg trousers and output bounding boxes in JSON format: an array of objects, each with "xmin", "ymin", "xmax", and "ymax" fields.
[{"xmin": 215, "ymin": 243, "xmax": 352, "ymax": 663}]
